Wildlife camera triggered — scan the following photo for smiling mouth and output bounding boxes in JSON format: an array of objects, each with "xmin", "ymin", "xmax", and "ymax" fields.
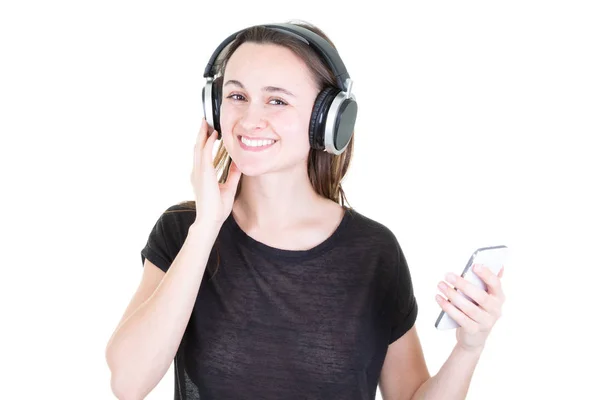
[{"xmin": 237, "ymin": 135, "xmax": 278, "ymax": 150}]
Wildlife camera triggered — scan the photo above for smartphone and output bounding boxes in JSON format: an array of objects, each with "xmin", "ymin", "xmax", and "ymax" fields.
[{"xmin": 435, "ymin": 245, "xmax": 509, "ymax": 330}]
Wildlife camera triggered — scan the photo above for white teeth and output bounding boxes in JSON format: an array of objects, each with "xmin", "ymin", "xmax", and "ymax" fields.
[{"xmin": 240, "ymin": 136, "xmax": 275, "ymax": 147}]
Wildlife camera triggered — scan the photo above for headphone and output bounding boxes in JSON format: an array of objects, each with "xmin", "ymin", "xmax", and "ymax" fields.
[{"xmin": 201, "ymin": 23, "xmax": 358, "ymax": 155}]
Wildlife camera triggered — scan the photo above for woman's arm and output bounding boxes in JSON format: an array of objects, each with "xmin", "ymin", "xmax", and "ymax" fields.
[
  {"xmin": 410, "ymin": 344, "xmax": 483, "ymax": 400},
  {"xmin": 410, "ymin": 264, "xmax": 506, "ymax": 400},
  {"xmin": 105, "ymin": 220, "xmax": 220, "ymax": 400}
]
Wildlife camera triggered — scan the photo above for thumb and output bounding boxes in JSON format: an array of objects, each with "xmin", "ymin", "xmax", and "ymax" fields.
[
  {"xmin": 220, "ymin": 160, "xmax": 242, "ymax": 199},
  {"xmin": 202, "ymin": 130, "xmax": 219, "ymax": 165}
]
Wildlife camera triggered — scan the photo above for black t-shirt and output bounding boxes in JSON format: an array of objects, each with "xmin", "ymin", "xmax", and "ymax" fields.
[{"xmin": 140, "ymin": 203, "xmax": 418, "ymax": 400}]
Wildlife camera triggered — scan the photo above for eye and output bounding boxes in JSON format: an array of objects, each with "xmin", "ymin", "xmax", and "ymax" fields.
[
  {"xmin": 225, "ymin": 94, "xmax": 287, "ymax": 106},
  {"xmin": 269, "ymin": 98, "xmax": 288, "ymax": 106},
  {"xmin": 226, "ymin": 93, "xmax": 246, "ymax": 101}
]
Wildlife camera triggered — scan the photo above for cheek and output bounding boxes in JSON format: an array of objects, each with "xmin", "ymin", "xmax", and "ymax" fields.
[
  {"xmin": 218, "ymin": 103, "xmax": 235, "ymax": 131},
  {"xmin": 281, "ymin": 124, "xmax": 309, "ymax": 147},
  {"xmin": 273, "ymin": 115, "xmax": 311, "ymax": 153},
  {"xmin": 218, "ymin": 105, "xmax": 236, "ymax": 149},
  {"xmin": 274, "ymin": 106, "xmax": 313, "ymax": 141}
]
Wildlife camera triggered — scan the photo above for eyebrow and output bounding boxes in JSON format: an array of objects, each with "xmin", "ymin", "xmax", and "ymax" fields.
[{"xmin": 223, "ymin": 79, "xmax": 296, "ymax": 97}]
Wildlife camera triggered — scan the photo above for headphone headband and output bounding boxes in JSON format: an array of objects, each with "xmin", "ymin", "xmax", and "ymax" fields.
[{"xmin": 202, "ymin": 23, "xmax": 351, "ymax": 91}]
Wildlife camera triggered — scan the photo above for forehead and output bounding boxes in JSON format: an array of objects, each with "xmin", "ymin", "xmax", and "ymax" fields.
[{"xmin": 223, "ymin": 42, "xmax": 318, "ymax": 93}]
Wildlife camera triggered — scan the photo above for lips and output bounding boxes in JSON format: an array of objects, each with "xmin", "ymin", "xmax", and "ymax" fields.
[{"xmin": 237, "ymin": 135, "xmax": 278, "ymax": 152}]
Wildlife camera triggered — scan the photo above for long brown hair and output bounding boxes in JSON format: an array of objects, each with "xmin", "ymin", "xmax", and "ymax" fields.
[{"xmin": 166, "ymin": 21, "xmax": 356, "ymax": 278}]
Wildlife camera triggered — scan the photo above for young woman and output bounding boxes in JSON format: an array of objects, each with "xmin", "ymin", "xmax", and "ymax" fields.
[{"xmin": 105, "ymin": 21, "xmax": 506, "ymax": 400}]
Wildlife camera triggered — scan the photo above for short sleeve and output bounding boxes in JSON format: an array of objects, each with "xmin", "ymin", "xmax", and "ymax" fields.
[
  {"xmin": 140, "ymin": 208, "xmax": 178, "ymax": 273},
  {"xmin": 387, "ymin": 237, "xmax": 418, "ymax": 344}
]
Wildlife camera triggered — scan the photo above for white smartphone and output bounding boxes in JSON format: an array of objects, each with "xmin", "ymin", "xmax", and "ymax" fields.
[{"xmin": 435, "ymin": 245, "xmax": 509, "ymax": 330}]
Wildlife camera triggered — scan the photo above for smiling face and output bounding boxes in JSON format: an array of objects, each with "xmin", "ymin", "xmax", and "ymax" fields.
[{"xmin": 219, "ymin": 42, "xmax": 321, "ymax": 177}]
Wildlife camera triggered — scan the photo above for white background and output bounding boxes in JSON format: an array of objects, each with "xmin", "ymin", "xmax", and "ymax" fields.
[{"xmin": 1, "ymin": 0, "xmax": 598, "ymax": 399}]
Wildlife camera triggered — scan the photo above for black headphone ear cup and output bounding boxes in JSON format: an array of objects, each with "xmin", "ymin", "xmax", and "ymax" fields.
[
  {"xmin": 309, "ymin": 87, "xmax": 339, "ymax": 150},
  {"xmin": 212, "ymin": 76, "xmax": 223, "ymax": 139}
]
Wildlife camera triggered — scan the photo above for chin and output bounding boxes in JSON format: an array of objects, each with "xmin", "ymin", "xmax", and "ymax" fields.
[
  {"xmin": 235, "ymin": 163, "xmax": 275, "ymax": 177},
  {"xmin": 236, "ymin": 158, "xmax": 309, "ymax": 178}
]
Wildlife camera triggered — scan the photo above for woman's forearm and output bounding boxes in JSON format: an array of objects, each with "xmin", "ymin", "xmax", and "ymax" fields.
[{"xmin": 411, "ymin": 344, "xmax": 484, "ymax": 400}]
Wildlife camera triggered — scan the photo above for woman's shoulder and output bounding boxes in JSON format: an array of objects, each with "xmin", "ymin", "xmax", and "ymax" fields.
[
  {"xmin": 151, "ymin": 201, "xmax": 198, "ymax": 237},
  {"xmin": 345, "ymin": 207, "xmax": 398, "ymax": 241},
  {"xmin": 163, "ymin": 200, "xmax": 197, "ymax": 215}
]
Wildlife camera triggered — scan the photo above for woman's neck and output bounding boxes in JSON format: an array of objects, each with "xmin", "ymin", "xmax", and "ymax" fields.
[{"xmin": 233, "ymin": 173, "xmax": 326, "ymax": 231}]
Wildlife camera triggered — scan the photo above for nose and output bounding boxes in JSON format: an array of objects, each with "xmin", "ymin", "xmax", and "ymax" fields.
[{"xmin": 239, "ymin": 101, "xmax": 267, "ymax": 132}]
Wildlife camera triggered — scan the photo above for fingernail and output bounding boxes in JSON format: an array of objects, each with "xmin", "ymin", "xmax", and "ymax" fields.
[{"xmin": 473, "ymin": 264, "xmax": 482, "ymax": 272}]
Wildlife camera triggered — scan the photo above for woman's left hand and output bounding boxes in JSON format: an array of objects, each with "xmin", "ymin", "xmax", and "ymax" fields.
[{"xmin": 436, "ymin": 264, "xmax": 506, "ymax": 353}]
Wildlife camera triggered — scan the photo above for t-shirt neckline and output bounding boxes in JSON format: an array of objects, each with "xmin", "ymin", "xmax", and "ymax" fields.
[{"xmin": 224, "ymin": 207, "xmax": 353, "ymax": 260}]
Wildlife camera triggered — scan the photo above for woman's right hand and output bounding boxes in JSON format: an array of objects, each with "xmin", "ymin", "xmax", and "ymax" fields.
[{"xmin": 190, "ymin": 118, "xmax": 242, "ymax": 228}]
